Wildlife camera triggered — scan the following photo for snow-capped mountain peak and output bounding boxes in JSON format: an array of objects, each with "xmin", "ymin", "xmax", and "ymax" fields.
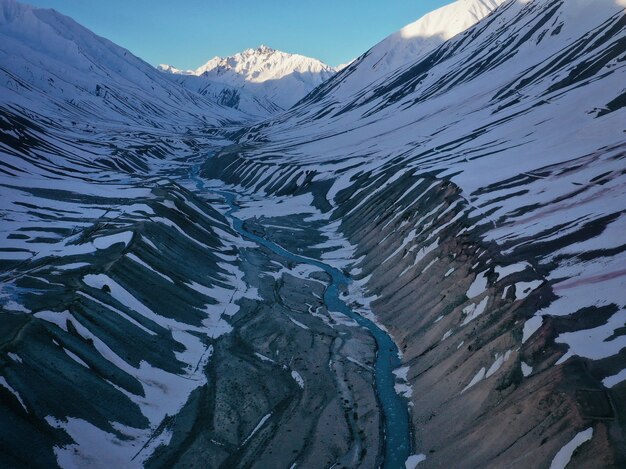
[
  {"xmin": 159, "ymin": 45, "xmax": 338, "ymax": 115},
  {"xmin": 165, "ymin": 45, "xmax": 336, "ymax": 83},
  {"xmin": 374, "ymin": 0, "xmax": 505, "ymax": 72},
  {"xmin": 397, "ymin": 0, "xmax": 504, "ymax": 41}
]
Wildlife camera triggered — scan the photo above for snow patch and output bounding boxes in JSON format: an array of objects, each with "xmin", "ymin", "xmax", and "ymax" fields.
[
  {"xmin": 549, "ymin": 428, "xmax": 593, "ymax": 469},
  {"xmin": 405, "ymin": 453, "xmax": 427, "ymax": 468}
]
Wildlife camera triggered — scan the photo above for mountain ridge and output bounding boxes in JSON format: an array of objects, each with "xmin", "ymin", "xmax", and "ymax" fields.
[{"xmin": 300, "ymin": 0, "xmax": 506, "ymax": 105}]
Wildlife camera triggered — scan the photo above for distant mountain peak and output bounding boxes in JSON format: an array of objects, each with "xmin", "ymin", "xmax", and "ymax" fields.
[
  {"xmin": 157, "ymin": 45, "xmax": 338, "ymax": 115},
  {"xmin": 160, "ymin": 46, "xmax": 336, "ymax": 82}
]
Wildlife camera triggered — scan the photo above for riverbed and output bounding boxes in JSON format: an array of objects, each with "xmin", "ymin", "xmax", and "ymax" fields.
[{"xmin": 190, "ymin": 163, "xmax": 411, "ymax": 468}]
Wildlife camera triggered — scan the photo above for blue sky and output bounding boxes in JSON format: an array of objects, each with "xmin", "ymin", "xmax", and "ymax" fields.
[{"xmin": 25, "ymin": 0, "xmax": 451, "ymax": 68}]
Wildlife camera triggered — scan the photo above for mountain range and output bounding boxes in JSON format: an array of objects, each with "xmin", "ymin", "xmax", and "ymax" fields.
[{"xmin": 1, "ymin": 0, "xmax": 625, "ymax": 467}]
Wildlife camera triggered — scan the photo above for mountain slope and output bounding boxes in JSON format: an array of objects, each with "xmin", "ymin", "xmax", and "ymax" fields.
[
  {"xmin": 0, "ymin": 2, "xmax": 256, "ymax": 465},
  {"xmin": 0, "ymin": 2, "xmax": 387, "ymax": 468},
  {"xmin": 0, "ymin": 0, "xmax": 249, "ymax": 130},
  {"xmin": 159, "ymin": 46, "xmax": 337, "ymax": 116},
  {"xmin": 296, "ymin": 0, "xmax": 504, "ymax": 105}
]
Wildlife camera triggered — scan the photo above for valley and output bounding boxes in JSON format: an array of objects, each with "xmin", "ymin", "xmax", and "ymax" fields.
[{"xmin": 1, "ymin": 0, "xmax": 626, "ymax": 467}]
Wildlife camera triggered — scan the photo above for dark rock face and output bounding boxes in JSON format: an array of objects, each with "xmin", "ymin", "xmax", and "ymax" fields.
[{"xmin": 145, "ymin": 243, "xmax": 384, "ymax": 468}]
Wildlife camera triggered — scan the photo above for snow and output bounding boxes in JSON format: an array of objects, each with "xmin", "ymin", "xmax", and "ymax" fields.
[
  {"xmin": 393, "ymin": 366, "xmax": 410, "ymax": 381},
  {"xmin": 603, "ymin": 368, "xmax": 626, "ymax": 388},
  {"xmin": 399, "ymin": 238, "xmax": 440, "ymax": 277},
  {"xmin": 382, "ymin": 228, "xmax": 418, "ymax": 265},
  {"xmin": 421, "ymin": 257, "xmax": 438, "ymax": 274},
  {"xmin": 495, "ymin": 262, "xmax": 530, "ymax": 280},
  {"xmin": 485, "ymin": 350, "xmax": 512, "ymax": 378},
  {"xmin": 461, "ymin": 367, "xmax": 486, "ymax": 393},
  {"xmin": 76, "ymin": 291, "xmax": 157, "ymax": 336},
  {"xmin": 46, "ymin": 416, "xmax": 171, "ymax": 469},
  {"xmin": 34, "ymin": 310, "xmax": 73, "ymax": 332},
  {"xmin": 327, "ymin": 0, "xmax": 504, "ymax": 100},
  {"xmin": 159, "ymin": 45, "xmax": 337, "ymax": 115},
  {"xmin": 555, "ymin": 309, "xmax": 626, "ymax": 362},
  {"xmin": 55, "ymin": 262, "xmax": 90, "ymax": 271},
  {"xmin": 291, "ymin": 370, "xmax": 305, "ymax": 389},
  {"xmin": 405, "ymin": 454, "xmax": 427, "ymax": 469},
  {"xmin": 514, "ymin": 280, "xmax": 543, "ymax": 301},
  {"xmin": 522, "ymin": 316, "xmax": 543, "ymax": 344},
  {"xmin": 63, "ymin": 348, "xmax": 89, "ymax": 368},
  {"xmin": 0, "ymin": 376, "xmax": 27, "ymax": 411},
  {"xmin": 126, "ymin": 253, "xmax": 175, "ymax": 284},
  {"xmin": 549, "ymin": 428, "xmax": 593, "ymax": 469},
  {"xmin": 393, "ymin": 366, "xmax": 413, "ymax": 398},
  {"xmin": 395, "ymin": 383, "xmax": 413, "ymax": 399},
  {"xmin": 142, "ymin": 237, "xmax": 160, "ymax": 252},
  {"xmin": 461, "ymin": 296, "xmax": 489, "ymax": 326},
  {"xmin": 92, "ymin": 231, "xmax": 133, "ymax": 250},
  {"xmin": 83, "ymin": 274, "xmax": 178, "ymax": 329},
  {"xmin": 289, "ymin": 317, "xmax": 310, "ymax": 330},
  {"xmin": 242, "ymin": 413, "xmax": 272, "ymax": 446},
  {"xmin": 254, "ymin": 353, "xmax": 275, "ymax": 363},
  {"xmin": 345, "ymin": 357, "xmax": 370, "ymax": 372},
  {"xmin": 467, "ymin": 271, "xmax": 489, "ymax": 299},
  {"xmin": 521, "ymin": 361, "xmax": 533, "ymax": 377}
]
